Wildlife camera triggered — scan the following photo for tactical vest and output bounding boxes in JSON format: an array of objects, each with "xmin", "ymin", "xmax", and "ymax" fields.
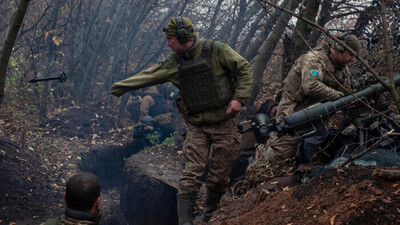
[
  {"xmin": 177, "ymin": 39, "xmax": 233, "ymax": 114},
  {"xmin": 148, "ymin": 94, "xmax": 169, "ymax": 117}
]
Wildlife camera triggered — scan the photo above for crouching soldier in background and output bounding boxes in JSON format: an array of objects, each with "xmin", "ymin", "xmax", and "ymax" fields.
[
  {"xmin": 41, "ymin": 172, "xmax": 102, "ymax": 225},
  {"xmin": 127, "ymin": 85, "xmax": 175, "ymax": 123},
  {"xmin": 138, "ymin": 85, "xmax": 174, "ymax": 125},
  {"xmin": 131, "ymin": 85, "xmax": 176, "ymax": 147}
]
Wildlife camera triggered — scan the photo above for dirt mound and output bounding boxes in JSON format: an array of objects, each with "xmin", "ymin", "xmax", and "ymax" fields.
[
  {"xmin": 0, "ymin": 102, "xmax": 132, "ymax": 224},
  {"xmin": 0, "ymin": 139, "xmax": 63, "ymax": 224},
  {"xmin": 120, "ymin": 143, "xmax": 184, "ymax": 225},
  {"xmin": 210, "ymin": 165, "xmax": 400, "ymax": 225},
  {"xmin": 45, "ymin": 103, "xmax": 116, "ymax": 138}
]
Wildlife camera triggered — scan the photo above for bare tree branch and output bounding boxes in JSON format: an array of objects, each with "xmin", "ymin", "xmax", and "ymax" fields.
[{"xmin": 340, "ymin": 129, "xmax": 397, "ymax": 168}]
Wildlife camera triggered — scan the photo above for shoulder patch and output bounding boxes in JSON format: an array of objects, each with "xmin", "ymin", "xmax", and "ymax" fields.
[{"xmin": 310, "ymin": 69, "xmax": 319, "ymax": 77}]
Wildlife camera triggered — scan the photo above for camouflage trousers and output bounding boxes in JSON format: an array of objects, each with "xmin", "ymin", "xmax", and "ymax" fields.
[
  {"xmin": 262, "ymin": 132, "xmax": 300, "ymax": 163},
  {"xmin": 179, "ymin": 115, "xmax": 241, "ymax": 195},
  {"xmin": 153, "ymin": 112, "xmax": 172, "ymax": 125},
  {"xmin": 244, "ymin": 132, "xmax": 298, "ymax": 185}
]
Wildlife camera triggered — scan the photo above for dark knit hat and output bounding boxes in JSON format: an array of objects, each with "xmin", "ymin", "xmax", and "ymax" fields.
[
  {"xmin": 163, "ymin": 16, "xmax": 195, "ymax": 37},
  {"xmin": 344, "ymin": 35, "xmax": 361, "ymax": 53}
]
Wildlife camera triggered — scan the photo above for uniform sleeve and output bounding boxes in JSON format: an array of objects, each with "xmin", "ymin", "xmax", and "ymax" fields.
[
  {"xmin": 110, "ymin": 58, "xmax": 173, "ymax": 97},
  {"xmin": 301, "ymin": 54, "xmax": 343, "ymax": 101},
  {"xmin": 217, "ymin": 44, "xmax": 253, "ymax": 105},
  {"xmin": 140, "ymin": 95, "xmax": 155, "ymax": 118},
  {"xmin": 342, "ymin": 67, "xmax": 354, "ymax": 92}
]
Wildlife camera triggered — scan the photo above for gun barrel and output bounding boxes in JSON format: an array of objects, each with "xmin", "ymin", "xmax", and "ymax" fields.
[{"xmin": 279, "ymin": 75, "xmax": 400, "ymax": 133}]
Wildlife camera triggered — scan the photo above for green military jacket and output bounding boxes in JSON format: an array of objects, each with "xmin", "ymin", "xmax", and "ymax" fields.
[
  {"xmin": 277, "ymin": 43, "xmax": 353, "ymax": 119},
  {"xmin": 111, "ymin": 37, "xmax": 253, "ymax": 125}
]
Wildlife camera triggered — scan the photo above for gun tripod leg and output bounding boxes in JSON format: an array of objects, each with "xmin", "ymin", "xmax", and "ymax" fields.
[
  {"xmin": 354, "ymin": 118, "xmax": 365, "ymax": 149},
  {"xmin": 358, "ymin": 127, "xmax": 365, "ymax": 148}
]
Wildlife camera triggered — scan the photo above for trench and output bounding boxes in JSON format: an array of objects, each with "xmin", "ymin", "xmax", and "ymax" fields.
[{"xmin": 78, "ymin": 138, "xmax": 252, "ymax": 225}]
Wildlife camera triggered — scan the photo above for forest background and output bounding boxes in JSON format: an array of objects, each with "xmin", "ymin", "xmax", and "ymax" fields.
[
  {"xmin": 1, "ymin": 0, "xmax": 399, "ymax": 122},
  {"xmin": 0, "ymin": 0, "xmax": 399, "ymax": 223}
]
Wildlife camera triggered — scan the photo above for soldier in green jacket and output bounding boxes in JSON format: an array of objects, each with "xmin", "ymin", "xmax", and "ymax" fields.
[
  {"xmin": 41, "ymin": 173, "xmax": 102, "ymax": 225},
  {"xmin": 111, "ymin": 16, "xmax": 252, "ymax": 225},
  {"xmin": 258, "ymin": 35, "xmax": 361, "ymax": 167}
]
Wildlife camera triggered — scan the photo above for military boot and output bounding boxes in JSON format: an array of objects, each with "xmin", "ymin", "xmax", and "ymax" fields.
[
  {"xmin": 177, "ymin": 193, "xmax": 196, "ymax": 225},
  {"xmin": 203, "ymin": 188, "xmax": 224, "ymax": 222}
]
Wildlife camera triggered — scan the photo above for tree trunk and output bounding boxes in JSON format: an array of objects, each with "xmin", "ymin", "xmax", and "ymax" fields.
[
  {"xmin": 281, "ymin": 0, "xmax": 321, "ymax": 79},
  {"xmin": 0, "ymin": 0, "xmax": 30, "ymax": 107},
  {"xmin": 205, "ymin": 0, "xmax": 224, "ymax": 39},
  {"xmin": 39, "ymin": 0, "xmax": 63, "ymax": 120},
  {"xmin": 77, "ymin": 0, "xmax": 119, "ymax": 103},
  {"xmin": 309, "ymin": 0, "xmax": 333, "ymax": 46},
  {"xmin": 244, "ymin": 0, "xmax": 289, "ymax": 61},
  {"xmin": 70, "ymin": 0, "xmax": 104, "ymax": 99},
  {"xmin": 239, "ymin": 11, "xmax": 264, "ymax": 56},
  {"xmin": 248, "ymin": 0, "xmax": 302, "ymax": 105},
  {"xmin": 228, "ymin": 0, "xmax": 248, "ymax": 47},
  {"xmin": 380, "ymin": 0, "xmax": 400, "ymax": 108}
]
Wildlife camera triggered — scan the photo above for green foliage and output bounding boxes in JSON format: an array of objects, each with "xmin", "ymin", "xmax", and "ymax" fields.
[
  {"xmin": 157, "ymin": 131, "xmax": 181, "ymax": 152},
  {"xmin": 7, "ymin": 54, "xmax": 38, "ymax": 102},
  {"xmin": 162, "ymin": 131, "xmax": 178, "ymax": 149},
  {"xmin": 145, "ymin": 131, "xmax": 179, "ymax": 149},
  {"xmin": 146, "ymin": 132, "xmax": 161, "ymax": 145},
  {"xmin": 162, "ymin": 135, "xmax": 175, "ymax": 146},
  {"xmin": 4, "ymin": 53, "xmax": 43, "ymax": 131}
]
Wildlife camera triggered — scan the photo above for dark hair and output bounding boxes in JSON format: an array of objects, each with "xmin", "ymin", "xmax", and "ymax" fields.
[{"xmin": 65, "ymin": 172, "xmax": 100, "ymax": 211}]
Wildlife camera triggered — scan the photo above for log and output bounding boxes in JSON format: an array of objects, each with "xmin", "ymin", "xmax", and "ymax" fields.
[{"xmin": 373, "ymin": 168, "xmax": 400, "ymax": 180}]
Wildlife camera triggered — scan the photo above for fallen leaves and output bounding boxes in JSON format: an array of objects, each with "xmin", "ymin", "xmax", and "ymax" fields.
[
  {"xmin": 307, "ymin": 204, "xmax": 315, "ymax": 210},
  {"xmin": 329, "ymin": 215, "xmax": 336, "ymax": 225}
]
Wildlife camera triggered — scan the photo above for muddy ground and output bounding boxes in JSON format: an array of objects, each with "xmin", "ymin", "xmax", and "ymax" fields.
[
  {"xmin": 0, "ymin": 103, "xmax": 130, "ymax": 224},
  {"xmin": 1, "ymin": 103, "xmax": 400, "ymax": 224},
  {"xmin": 209, "ymin": 165, "xmax": 400, "ymax": 225}
]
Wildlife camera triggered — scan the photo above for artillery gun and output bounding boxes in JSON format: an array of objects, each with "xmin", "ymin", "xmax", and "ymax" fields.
[{"xmin": 262, "ymin": 75, "xmax": 400, "ymax": 138}]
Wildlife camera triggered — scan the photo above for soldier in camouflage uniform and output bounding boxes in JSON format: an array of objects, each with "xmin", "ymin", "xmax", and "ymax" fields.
[
  {"xmin": 259, "ymin": 35, "xmax": 361, "ymax": 167},
  {"xmin": 133, "ymin": 85, "xmax": 175, "ymax": 146},
  {"xmin": 138, "ymin": 85, "xmax": 173, "ymax": 125},
  {"xmin": 41, "ymin": 173, "xmax": 102, "ymax": 225},
  {"xmin": 111, "ymin": 16, "xmax": 252, "ymax": 225}
]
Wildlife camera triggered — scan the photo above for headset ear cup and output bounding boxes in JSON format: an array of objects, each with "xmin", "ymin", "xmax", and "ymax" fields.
[
  {"xmin": 334, "ymin": 42, "xmax": 344, "ymax": 52},
  {"xmin": 175, "ymin": 16, "xmax": 190, "ymax": 43},
  {"xmin": 177, "ymin": 28, "xmax": 189, "ymax": 43}
]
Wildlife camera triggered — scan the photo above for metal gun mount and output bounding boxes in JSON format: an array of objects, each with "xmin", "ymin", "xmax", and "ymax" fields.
[
  {"xmin": 29, "ymin": 72, "xmax": 67, "ymax": 83},
  {"xmin": 275, "ymin": 75, "xmax": 400, "ymax": 136},
  {"xmin": 238, "ymin": 113, "xmax": 270, "ymax": 135},
  {"xmin": 351, "ymin": 74, "xmax": 377, "ymax": 89}
]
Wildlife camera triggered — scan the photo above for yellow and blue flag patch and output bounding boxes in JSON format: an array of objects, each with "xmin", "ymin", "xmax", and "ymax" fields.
[{"xmin": 310, "ymin": 69, "xmax": 319, "ymax": 76}]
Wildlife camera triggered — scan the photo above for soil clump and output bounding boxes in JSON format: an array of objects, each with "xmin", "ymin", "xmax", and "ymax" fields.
[{"xmin": 209, "ymin": 165, "xmax": 400, "ymax": 225}]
